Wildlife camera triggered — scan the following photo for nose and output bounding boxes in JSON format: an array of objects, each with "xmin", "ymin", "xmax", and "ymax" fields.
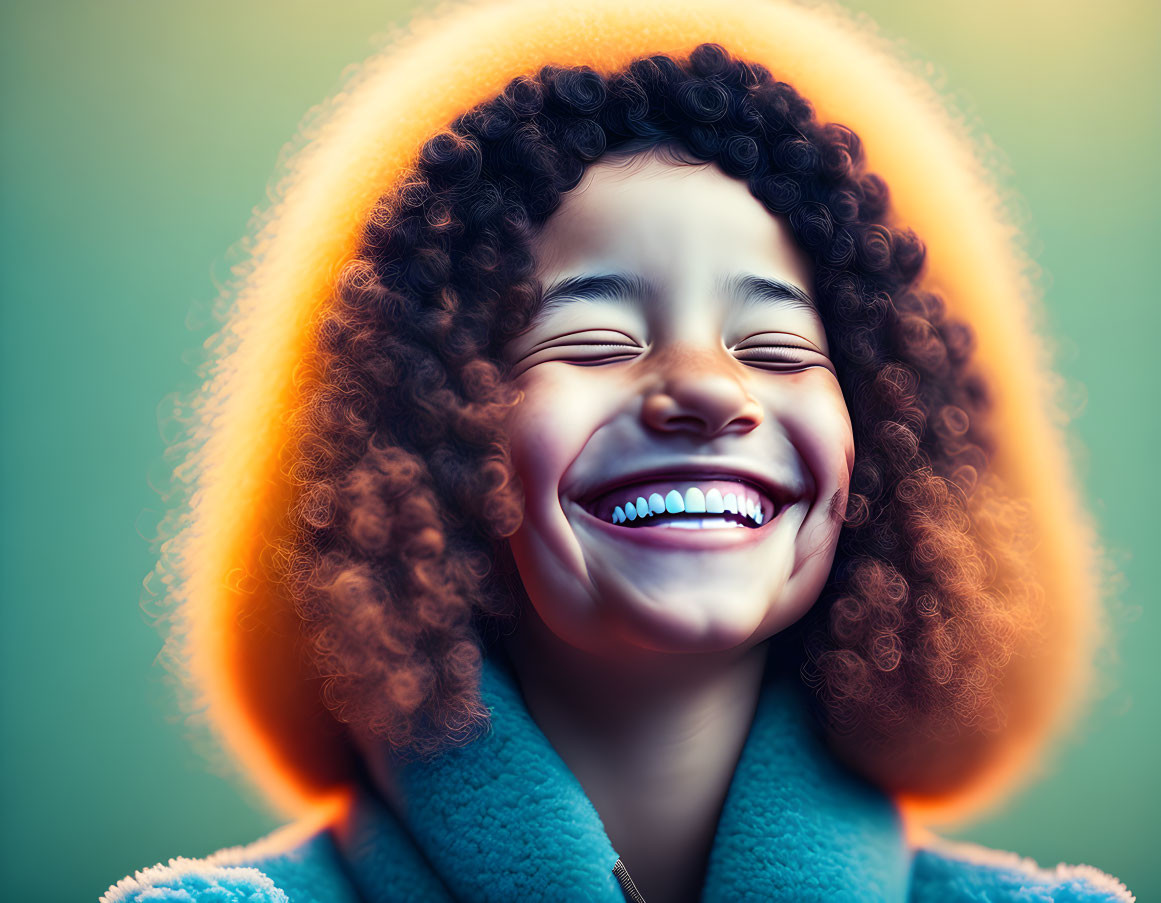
[{"xmin": 641, "ymin": 349, "xmax": 763, "ymax": 438}]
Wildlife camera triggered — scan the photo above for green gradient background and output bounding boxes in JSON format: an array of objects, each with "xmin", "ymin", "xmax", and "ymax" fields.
[{"xmin": 1, "ymin": 1, "xmax": 1157, "ymax": 899}]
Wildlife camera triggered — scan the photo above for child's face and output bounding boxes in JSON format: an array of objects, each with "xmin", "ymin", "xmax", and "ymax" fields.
[{"xmin": 503, "ymin": 154, "xmax": 854, "ymax": 660}]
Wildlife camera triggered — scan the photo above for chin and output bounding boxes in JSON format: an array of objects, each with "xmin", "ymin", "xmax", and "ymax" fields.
[{"xmin": 585, "ymin": 579, "xmax": 787, "ymax": 656}]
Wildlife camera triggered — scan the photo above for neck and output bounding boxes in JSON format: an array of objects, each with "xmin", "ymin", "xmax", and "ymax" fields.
[{"xmin": 501, "ymin": 607, "xmax": 770, "ymax": 903}]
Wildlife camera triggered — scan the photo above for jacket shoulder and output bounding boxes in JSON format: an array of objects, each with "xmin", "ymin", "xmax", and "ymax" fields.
[
  {"xmin": 909, "ymin": 838, "xmax": 1134, "ymax": 903},
  {"xmin": 101, "ymin": 822, "xmax": 361, "ymax": 903}
]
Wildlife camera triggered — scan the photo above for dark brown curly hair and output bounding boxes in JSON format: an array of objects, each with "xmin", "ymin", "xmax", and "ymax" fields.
[{"xmin": 286, "ymin": 43, "xmax": 1045, "ymax": 799}]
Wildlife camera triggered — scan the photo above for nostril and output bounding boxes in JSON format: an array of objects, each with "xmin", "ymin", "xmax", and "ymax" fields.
[
  {"xmin": 641, "ymin": 368, "xmax": 764, "ymax": 438},
  {"xmin": 667, "ymin": 415, "xmax": 710, "ymax": 432},
  {"xmin": 650, "ymin": 410, "xmax": 761, "ymax": 437}
]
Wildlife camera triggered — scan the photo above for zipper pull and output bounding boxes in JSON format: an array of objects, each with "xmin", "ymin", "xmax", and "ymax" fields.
[{"xmin": 612, "ymin": 858, "xmax": 649, "ymax": 903}]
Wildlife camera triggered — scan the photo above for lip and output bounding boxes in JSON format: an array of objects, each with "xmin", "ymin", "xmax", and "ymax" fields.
[{"xmin": 569, "ymin": 497, "xmax": 786, "ymax": 550}]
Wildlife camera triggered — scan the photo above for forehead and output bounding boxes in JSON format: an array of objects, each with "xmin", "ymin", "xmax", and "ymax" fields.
[
  {"xmin": 529, "ymin": 154, "xmax": 822, "ymax": 333},
  {"xmin": 535, "ymin": 155, "xmax": 811, "ymax": 279}
]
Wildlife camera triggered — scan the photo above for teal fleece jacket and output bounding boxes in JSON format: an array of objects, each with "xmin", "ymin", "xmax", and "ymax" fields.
[{"xmin": 102, "ymin": 652, "xmax": 1133, "ymax": 902}]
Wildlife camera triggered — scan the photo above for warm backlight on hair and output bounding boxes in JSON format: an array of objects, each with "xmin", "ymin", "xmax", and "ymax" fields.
[{"xmin": 171, "ymin": 0, "xmax": 1100, "ymax": 826}]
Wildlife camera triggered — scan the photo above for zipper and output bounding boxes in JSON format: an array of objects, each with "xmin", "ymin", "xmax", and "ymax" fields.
[{"xmin": 612, "ymin": 858, "xmax": 649, "ymax": 903}]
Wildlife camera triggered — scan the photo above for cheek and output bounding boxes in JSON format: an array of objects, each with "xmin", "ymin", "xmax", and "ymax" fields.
[
  {"xmin": 503, "ymin": 370, "xmax": 611, "ymax": 622},
  {"xmin": 778, "ymin": 376, "xmax": 855, "ymax": 510},
  {"xmin": 827, "ymin": 410, "xmax": 856, "ymax": 503},
  {"xmin": 505, "ymin": 369, "xmax": 605, "ymax": 509}
]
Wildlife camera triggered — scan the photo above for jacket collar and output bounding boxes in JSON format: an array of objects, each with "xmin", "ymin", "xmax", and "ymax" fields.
[{"xmin": 335, "ymin": 649, "xmax": 911, "ymax": 901}]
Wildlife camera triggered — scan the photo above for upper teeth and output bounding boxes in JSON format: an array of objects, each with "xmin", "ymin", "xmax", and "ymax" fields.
[{"xmin": 610, "ymin": 485, "xmax": 767, "ymax": 527}]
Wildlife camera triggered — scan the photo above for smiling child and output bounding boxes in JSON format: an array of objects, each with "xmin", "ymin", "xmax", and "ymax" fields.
[{"xmin": 104, "ymin": 2, "xmax": 1131, "ymax": 901}]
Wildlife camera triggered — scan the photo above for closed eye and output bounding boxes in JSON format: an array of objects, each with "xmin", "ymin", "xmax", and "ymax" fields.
[
  {"xmin": 512, "ymin": 328, "xmax": 644, "ymax": 375},
  {"xmin": 731, "ymin": 334, "xmax": 834, "ymax": 373},
  {"xmin": 550, "ymin": 343, "xmax": 641, "ymax": 365}
]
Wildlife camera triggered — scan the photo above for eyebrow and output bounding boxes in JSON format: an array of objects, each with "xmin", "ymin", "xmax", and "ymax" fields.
[
  {"xmin": 722, "ymin": 274, "xmax": 818, "ymax": 316},
  {"xmin": 536, "ymin": 272, "xmax": 817, "ymax": 317},
  {"xmin": 538, "ymin": 273, "xmax": 652, "ymax": 312}
]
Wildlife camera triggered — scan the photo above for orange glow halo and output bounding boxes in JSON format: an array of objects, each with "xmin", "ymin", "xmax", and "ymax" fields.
[{"xmin": 163, "ymin": 0, "xmax": 1104, "ymax": 831}]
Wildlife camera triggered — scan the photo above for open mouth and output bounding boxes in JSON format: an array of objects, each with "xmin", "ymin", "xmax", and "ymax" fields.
[{"xmin": 579, "ymin": 477, "xmax": 780, "ymax": 530}]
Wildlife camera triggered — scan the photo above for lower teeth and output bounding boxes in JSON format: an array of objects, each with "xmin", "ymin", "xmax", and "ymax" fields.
[{"xmin": 648, "ymin": 518, "xmax": 746, "ymax": 530}]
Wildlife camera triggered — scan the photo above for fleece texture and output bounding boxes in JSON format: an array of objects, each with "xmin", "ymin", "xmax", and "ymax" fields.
[{"xmin": 103, "ymin": 651, "xmax": 1133, "ymax": 902}]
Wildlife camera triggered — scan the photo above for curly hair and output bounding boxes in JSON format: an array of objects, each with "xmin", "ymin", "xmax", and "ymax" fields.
[{"xmin": 285, "ymin": 43, "xmax": 1045, "ymax": 798}]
